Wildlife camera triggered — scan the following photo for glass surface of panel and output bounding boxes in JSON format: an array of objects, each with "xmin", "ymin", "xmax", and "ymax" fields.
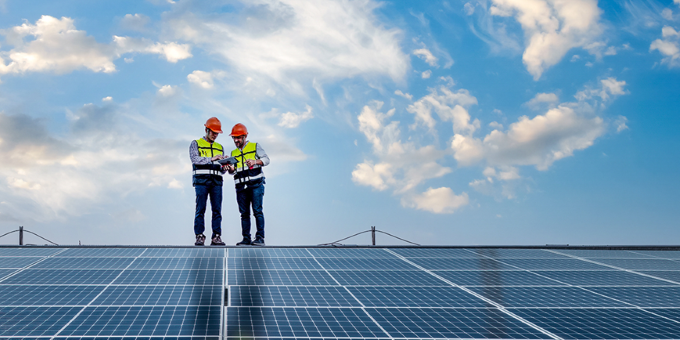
[
  {"xmin": 315, "ymin": 258, "xmax": 416, "ymax": 270},
  {"xmin": 228, "ymin": 257, "xmax": 321, "ymax": 270},
  {"xmin": 0, "ymin": 248, "xmax": 63, "ymax": 256},
  {"xmin": 553, "ymin": 249, "xmax": 658, "ymax": 259},
  {"xmin": 226, "ymin": 307, "xmax": 388, "ymax": 338},
  {"xmin": 130, "ymin": 257, "xmax": 223, "ymax": 270},
  {"xmin": 0, "ymin": 285, "xmax": 103, "ymax": 306},
  {"xmin": 308, "ymin": 248, "xmax": 396, "ymax": 258},
  {"xmin": 142, "ymin": 247, "xmax": 225, "ymax": 257},
  {"xmin": 391, "ymin": 248, "xmax": 478, "ymax": 258},
  {"xmin": 511, "ymin": 308, "xmax": 680, "ymax": 339},
  {"xmin": 32, "ymin": 257, "xmax": 134, "ymax": 270},
  {"xmin": 591, "ymin": 259, "xmax": 680, "ymax": 270},
  {"xmin": 640, "ymin": 271, "xmax": 680, "ymax": 284},
  {"xmin": 230, "ymin": 286, "xmax": 360, "ymax": 307},
  {"xmin": 349, "ymin": 286, "xmax": 491, "ymax": 307},
  {"xmin": 227, "ymin": 269, "xmax": 337, "ymax": 286},
  {"xmin": 329, "ymin": 270, "xmax": 448, "ymax": 286},
  {"xmin": 60, "ymin": 306, "xmax": 221, "ymax": 336},
  {"xmin": 434, "ymin": 270, "xmax": 565, "ymax": 286},
  {"xmin": 409, "ymin": 257, "xmax": 514, "ymax": 270},
  {"xmin": 2, "ymin": 269, "xmax": 122, "ymax": 285},
  {"xmin": 228, "ymin": 248, "xmax": 311, "ymax": 258},
  {"xmin": 56, "ymin": 248, "xmax": 146, "ymax": 257},
  {"xmin": 499, "ymin": 259, "xmax": 612, "ymax": 270},
  {"xmin": 0, "ymin": 307, "xmax": 81, "ymax": 336},
  {"xmin": 93, "ymin": 285, "xmax": 222, "ymax": 306},
  {"xmin": 535, "ymin": 270, "xmax": 673, "ymax": 286},
  {"xmin": 0, "ymin": 257, "xmax": 43, "ymax": 268},
  {"xmin": 366, "ymin": 307, "xmax": 551, "ymax": 339},
  {"xmin": 468, "ymin": 286, "xmax": 628, "ymax": 307},
  {"xmin": 634, "ymin": 250, "xmax": 680, "ymax": 259},
  {"xmin": 589, "ymin": 287, "xmax": 680, "ymax": 307},
  {"xmin": 472, "ymin": 249, "xmax": 570, "ymax": 259},
  {"xmin": 114, "ymin": 269, "xmax": 222, "ymax": 285}
]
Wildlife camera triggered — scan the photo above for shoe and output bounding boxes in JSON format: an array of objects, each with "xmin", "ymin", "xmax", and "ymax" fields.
[
  {"xmin": 211, "ymin": 234, "xmax": 225, "ymax": 246},
  {"xmin": 236, "ymin": 238, "xmax": 251, "ymax": 246},
  {"xmin": 251, "ymin": 238, "xmax": 265, "ymax": 246},
  {"xmin": 195, "ymin": 234, "xmax": 206, "ymax": 246}
]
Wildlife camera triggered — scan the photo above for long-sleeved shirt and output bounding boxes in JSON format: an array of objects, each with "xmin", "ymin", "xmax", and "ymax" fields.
[
  {"xmin": 228, "ymin": 141, "xmax": 270, "ymax": 176},
  {"xmin": 189, "ymin": 138, "xmax": 227, "ymax": 174}
]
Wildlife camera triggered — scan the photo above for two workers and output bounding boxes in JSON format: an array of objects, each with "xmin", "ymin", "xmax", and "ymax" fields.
[{"xmin": 190, "ymin": 117, "xmax": 269, "ymax": 246}]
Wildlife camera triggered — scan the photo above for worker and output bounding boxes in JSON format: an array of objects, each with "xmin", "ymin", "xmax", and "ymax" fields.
[
  {"xmin": 190, "ymin": 117, "xmax": 227, "ymax": 246},
  {"xmin": 225, "ymin": 123, "xmax": 270, "ymax": 246}
]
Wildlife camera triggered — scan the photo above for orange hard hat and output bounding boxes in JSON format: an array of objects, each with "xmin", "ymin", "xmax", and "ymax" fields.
[
  {"xmin": 204, "ymin": 117, "xmax": 223, "ymax": 133},
  {"xmin": 230, "ymin": 123, "xmax": 248, "ymax": 136}
]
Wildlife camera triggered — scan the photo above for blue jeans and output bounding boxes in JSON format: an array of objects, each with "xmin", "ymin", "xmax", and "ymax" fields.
[
  {"xmin": 194, "ymin": 184, "xmax": 222, "ymax": 237},
  {"xmin": 236, "ymin": 182, "xmax": 265, "ymax": 240}
]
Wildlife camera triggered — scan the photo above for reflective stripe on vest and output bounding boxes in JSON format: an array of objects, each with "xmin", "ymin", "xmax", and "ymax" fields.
[
  {"xmin": 193, "ymin": 138, "xmax": 224, "ymax": 184},
  {"xmin": 231, "ymin": 142, "xmax": 262, "ymax": 184},
  {"xmin": 193, "ymin": 169, "xmax": 223, "ymax": 176}
]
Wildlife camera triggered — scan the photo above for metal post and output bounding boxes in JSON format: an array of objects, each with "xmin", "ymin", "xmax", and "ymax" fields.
[
  {"xmin": 19, "ymin": 226, "xmax": 23, "ymax": 246},
  {"xmin": 371, "ymin": 226, "xmax": 376, "ymax": 246}
]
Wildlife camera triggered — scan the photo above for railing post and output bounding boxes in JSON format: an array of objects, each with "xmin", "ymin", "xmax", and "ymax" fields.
[
  {"xmin": 19, "ymin": 226, "xmax": 23, "ymax": 246},
  {"xmin": 371, "ymin": 226, "xmax": 376, "ymax": 246}
]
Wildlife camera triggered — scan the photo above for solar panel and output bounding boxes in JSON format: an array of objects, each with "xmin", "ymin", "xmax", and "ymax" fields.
[{"xmin": 1, "ymin": 245, "xmax": 680, "ymax": 339}]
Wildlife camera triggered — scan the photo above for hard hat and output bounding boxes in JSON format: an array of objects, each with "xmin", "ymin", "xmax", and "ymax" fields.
[
  {"xmin": 230, "ymin": 123, "xmax": 248, "ymax": 136},
  {"xmin": 204, "ymin": 117, "xmax": 223, "ymax": 133}
]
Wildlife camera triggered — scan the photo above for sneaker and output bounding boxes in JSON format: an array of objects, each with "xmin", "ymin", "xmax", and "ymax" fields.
[
  {"xmin": 195, "ymin": 234, "xmax": 206, "ymax": 246},
  {"xmin": 251, "ymin": 238, "xmax": 265, "ymax": 246},
  {"xmin": 211, "ymin": 234, "xmax": 225, "ymax": 246},
  {"xmin": 236, "ymin": 238, "xmax": 251, "ymax": 246}
]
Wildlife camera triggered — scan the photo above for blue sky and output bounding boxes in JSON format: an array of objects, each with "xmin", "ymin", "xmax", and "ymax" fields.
[{"xmin": 0, "ymin": 0, "xmax": 679, "ymax": 246}]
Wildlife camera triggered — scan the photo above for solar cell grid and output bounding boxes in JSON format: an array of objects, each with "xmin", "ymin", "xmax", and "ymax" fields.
[
  {"xmin": 329, "ymin": 270, "xmax": 448, "ymax": 286},
  {"xmin": 553, "ymin": 249, "xmax": 659, "ymax": 258},
  {"xmin": 227, "ymin": 269, "xmax": 338, "ymax": 286},
  {"xmin": 511, "ymin": 308, "xmax": 680, "ymax": 340},
  {"xmin": 0, "ymin": 285, "xmax": 104, "ymax": 306},
  {"xmin": 114, "ymin": 269, "xmax": 222, "ymax": 285},
  {"xmin": 142, "ymin": 247, "xmax": 225, "ymax": 257},
  {"xmin": 130, "ymin": 257, "xmax": 223, "ymax": 270},
  {"xmin": 93, "ymin": 285, "xmax": 222, "ymax": 306},
  {"xmin": 59, "ymin": 306, "xmax": 221, "ymax": 336},
  {"xmin": 472, "ymin": 249, "xmax": 570, "ymax": 259},
  {"xmin": 228, "ymin": 257, "xmax": 321, "ymax": 270},
  {"xmin": 391, "ymin": 247, "xmax": 479, "ymax": 258},
  {"xmin": 226, "ymin": 307, "xmax": 388, "ymax": 338},
  {"xmin": 468, "ymin": 286, "xmax": 628, "ymax": 307},
  {"xmin": 315, "ymin": 257, "xmax": 416, "ymax": 270},
  {"xmin": 228, "ymin": 248, "xmax": 311, "ymax": 258},
  {"xmin": 308, "ymin": 248, "xmax": 396, "ymax": 258},
  {"xmin": 591, "ymin": 258, "xmax": 680, "ymax": 270},
  {"xmin": 535, "ymin": 270, "xmax": 674, "ymax": 286},
  {"xmin": 0, "ymin": 306, "xmax": 81, "ymax": 336},
  {"xmin": 640, "ymin": 271, "xmax": 680, "ymax": 284},
  {"xmin": 0, "ymin": 269, "xmax": 16, "ymax": 280},
  {"xmin": 348, "ymin": 286, "xmax": 492, "ymax": 307},
  {"xmin": 644, "ymin": 308, "xmax": 680, "ymax": 323},
  {"xmin": 230, "ymin": 286, "xmax": 359, "ymax": 307},
  {"xmin": 434, "ymin": 270, "xmax": 565, "ymax": 286},
  {"xmin": 32, "ymin": 257, "xmax": 134, "ymax": 270},
  {"xmin": 2, "ymin": 269, "xmax": 123, "ymax": 285},
  {"xmin": 498, "ymin": 258, "xmax": 612, "ymax": 270},
  {"xmin": 634, "ymin": 250, "xmax": 680, "ymax": 259},
  {"xmin": 589, "ymin": 287, "xmax": 680, "ymax": 307},
  {"xmin": 0, "ymin": 248, "xmax": 62, "ymax": 256},
  {"xmin": 0, "ymin": 256, "xmax": 44, "ymax": 268},
  {"xmin": 409, "ymin": 257, "xmax": 514, "ymax": 270},
  {"xmin": 366, "ymin": 307, "xmax": 551, "ymax": 339},
  {"xmin": 57, "ymin": 248, "xmax": 146, "ymax": 257}
]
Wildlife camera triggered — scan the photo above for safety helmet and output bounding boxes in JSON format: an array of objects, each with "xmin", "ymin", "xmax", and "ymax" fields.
[
  {"xmin": 204, "ymin": 117, "xmax": 223, "ymax": 133},
  {"xmin": 230, "ymin": 123, "xmax": 248, "ymax": 137}
]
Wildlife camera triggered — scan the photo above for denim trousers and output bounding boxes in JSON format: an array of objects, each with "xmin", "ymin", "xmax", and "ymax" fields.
[
  {"xmin": 194, "ymin": 184, "xmax": 222, "ymax": 237},
  {"xmin": 236, "ymin": 182, "xmax": 265, "ymax": 240}
]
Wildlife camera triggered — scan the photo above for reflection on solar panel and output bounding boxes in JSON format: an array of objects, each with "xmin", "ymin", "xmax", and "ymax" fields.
[{"xmin": 1, "ymin": 246, "xmax": 680, "ymax": 339}]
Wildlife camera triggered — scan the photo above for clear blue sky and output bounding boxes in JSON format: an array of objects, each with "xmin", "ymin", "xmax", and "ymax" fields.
[{"xmin": 0, "ymin": 0, "xmax": 679, "ymax": 246}]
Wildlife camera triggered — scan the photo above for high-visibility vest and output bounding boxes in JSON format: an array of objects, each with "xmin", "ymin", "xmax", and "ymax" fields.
[
  {"xmin": 231, "ymin": 142, "xmax": 264, "ymax": 185},
  {"xmin": 192, "ymin": 138, "xmax": 224, "ymax": 186}
]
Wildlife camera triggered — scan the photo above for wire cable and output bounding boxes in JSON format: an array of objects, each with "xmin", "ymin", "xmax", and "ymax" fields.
[
  {"xmin": 318, "ymin": 228, "xmax": 419, "ymax": 246},
  {"xmin": 24, "ymin": 230, "xmax": 59, "ymax": 246},
  {"xmin": 0, "ymin": 229, "xmax": 19, "ymax": 239},
  {"xmin": 376, "ymin": 230, "xmax": 420, "ymax": 246}
]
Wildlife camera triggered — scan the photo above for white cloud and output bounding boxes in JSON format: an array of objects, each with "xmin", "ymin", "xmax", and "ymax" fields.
[
  {"xmin": 464, "ymin": 2, "xmax": 476, "ymax": 15},
  {"xmin": 120, "ymin": 13, "xmax": 150, "ymax": 32},
  {"xmin": 167, "ymin": 0, "xmax": 408, "ymax": 87},
  {"xmin": 187, "ymin": 70, "xmax": 214, "ymax": 89},
  {"xmin": 526, "ymin": 92, "xmax": 559, "ymax": 108},
  {"xmin": 406, "ymin": 86, "xmax": 479, "ymax": 134},
  {"xmin": 650, "ymin": 26, "xmax": 680, "ymax": 67},
  {"xmin": 351, "ymin": 161, "xmax": 394, "ymax": 191},
  {"xmin": 575, "ymin": 77, "xmax": 628, "ymax": 102},
  {"xmin": 157, "ymin": 85, "xmax": 178, "ymax": 97},
  {"xmin": 0, "ymin": 16, "xmax": 191, "ymax": 77},
  {"xmin": 357, "ymin": 101, "xmax": 397, "ymax": 153},
  {"xmin": 488, "ymin": 0, "xmax": 604, "ymax": 80},
  {"xmin": 278, "ymin": 105, "xmax": 314, "ymax": 128},
  {"xmin": 615, "ymin": 115, "xmax": 629, "ymax": 133},
  {"xmin": 102, "ymin": 96, "xmax": 113, "ymax": 102},
  {"xmin": 413, "ymin": 48, "xmax": 439, "ymax": 67},
  {"xmin": 421, "ymin": 70, "xmax": 432, "ymax": 79},
  {"xmin": 394, "ymin": 90, "xmax": 413, "ymax": 100},
  {"xmin": 662, "ymin": 8, "xmax": 673, "ymax": 21},
  {"xmin": 401, "ymin": 187, "xmax": 469, "ymax": 214}
]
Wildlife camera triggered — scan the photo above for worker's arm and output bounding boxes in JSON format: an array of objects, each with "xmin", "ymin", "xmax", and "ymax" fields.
[
  {"xmin": 245, "ymin": 143, "xmax": 269, "ymax": 168},
  {"xmin": 189, "ymin": 140, "xmax": 223, "ymax": 165}
]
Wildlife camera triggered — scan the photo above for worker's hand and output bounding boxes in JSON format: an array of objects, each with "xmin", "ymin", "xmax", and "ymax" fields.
[
  {"xmin": 245, "ymin": 159, "xmax": 258, "ymax": 168},
  {"xmin": 226, "ymin": 164, "xmax": 235, "ymax": 173},
  {"xmin": 221, "ymin": 165, "xmax": 229, "ymax": 171},
  {"xmin": 211, "ymin": 155, "xmax": 224, "ymax": 161}
]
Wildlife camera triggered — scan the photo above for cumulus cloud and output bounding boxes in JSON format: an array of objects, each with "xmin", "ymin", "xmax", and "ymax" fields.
[
  {"xmin": 401, "ymin": 187, "xmax": 469, "ymax": 214},
  {"xmin": 120, "ymin": 13, "xmax": 150, "ymax": 32},
  {"xmin": 575, "ymin": 77, "xmax": 628, "ymax": 102},
  {"xmin": 526, "ymin": 92, "xmax": 559, "ymax": 109},
  {"xmin": 421, "ymin": 70, "xmax": 432, "ymax": 79},
  {"xmin": 406, "ymin": 86, "xmax": 479, "ymax": 134},
  {"xmin": 650, "ymin": 26, "xmax": 680, "ymax": 67},
  {"xmin": 165, "ymin": 0, "xmax": 408, "ymax": 88},
  {"xmin": 278, "ymin": 105, "xmax": 314, "ymax": 128},
  {"xmin": 614, "ymin": 115, "xmax": 629, "ymax": 133},
  {"xmin": 487, "ymin": 0, "xmax": 604, "ymax": 80},
  {"xmin": 187, "ymin": 70, "xmax": 214, "ymax": 89},
  {"xmin": 394, "ymin": 90, "xmax": 413, "ymax": 100},
  {"xmin": 0, "ymin": 16, "xmax": 191, "ymax": 77},
  {"xmin": 413, "ymin": 48, "xmax": 438, "ymax": 67}
]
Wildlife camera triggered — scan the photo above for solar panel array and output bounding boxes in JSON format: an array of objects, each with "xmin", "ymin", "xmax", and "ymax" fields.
[{"xmin": 2, "ymin": 246, "xmax": 680, "ymax": 339}]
